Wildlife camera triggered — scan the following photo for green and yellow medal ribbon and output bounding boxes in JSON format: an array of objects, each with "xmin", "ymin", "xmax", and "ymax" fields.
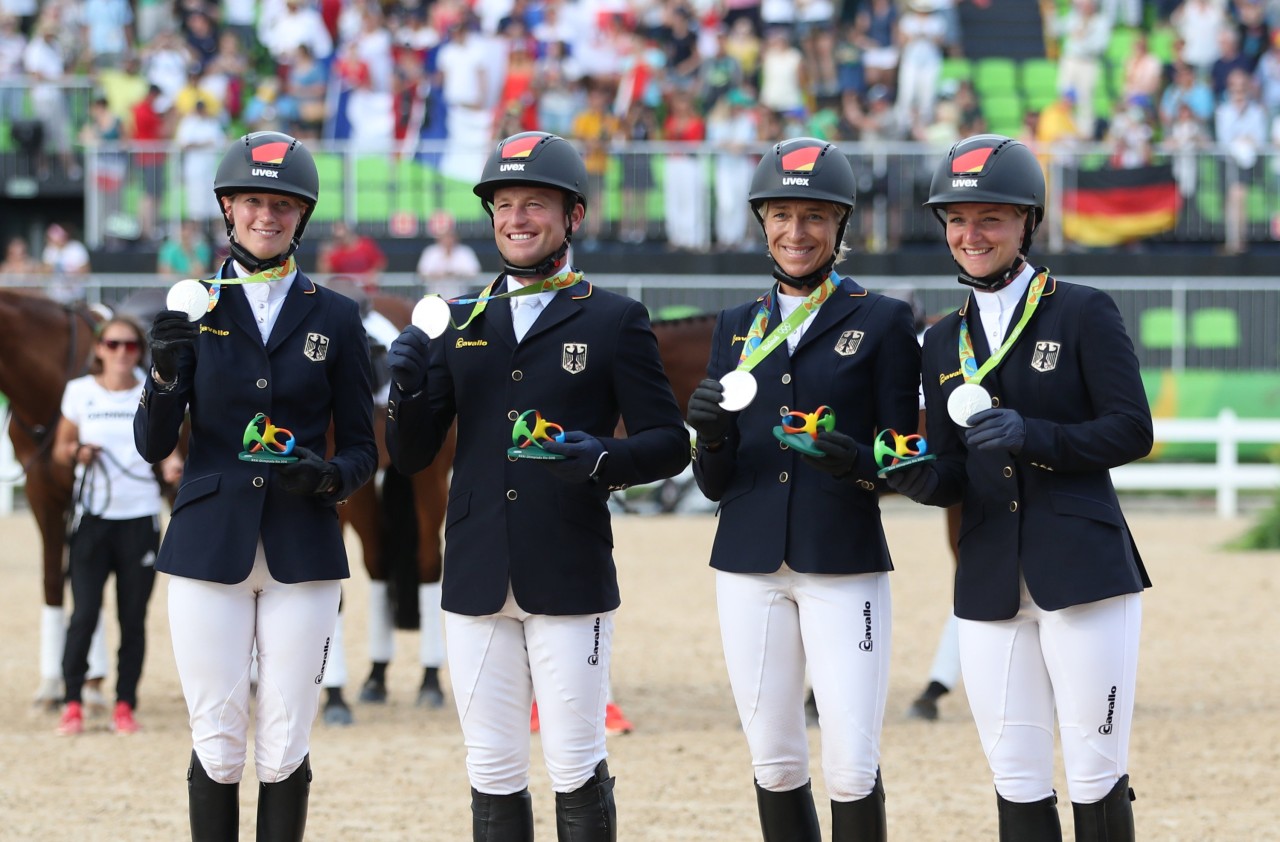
[
  {"xmin": 957, "ymin": 269, "xmax": 1049, "ymax": 384},
  {"xmin": 436, "ymin": 269, "xmax": 584, "ymax": 333},
  {"xmin": 736, "ymin": 274, "xmax": 839, "ymax": 371},
  {"xmin": 206, "ymin": 255, "xmax": 298, "ymax": 313}
]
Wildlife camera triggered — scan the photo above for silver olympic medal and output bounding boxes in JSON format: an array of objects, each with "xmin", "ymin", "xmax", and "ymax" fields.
[
  {"xmin": 166, "ymin": 279, "xmax": 209, "ymax": 322},
  {"xmin": 718, "ymin": 369, "xmax": 758, "ymax": 411},
  {"xmin": 947, "ymin": 382, "xmax": 992, "ymax": 427},
  {"xmin": 411, "ymin": 295, "xmax": 452, "ymax": 339}
]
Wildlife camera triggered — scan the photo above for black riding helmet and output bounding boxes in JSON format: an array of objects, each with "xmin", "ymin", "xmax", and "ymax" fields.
[
  {"xmin": 474, "ymin": 131, "xmax": 588, "ymax": 278},
  {"xmin": 749, "ymin": 137, "xmax": 856, "ymax": 290},
  {"xmin": 214, "ymin": 131, "xmax": 319, "ymax": 273},
  {"xmin": 923, "ymin": 134, "xmax": 1045, "ymax": 290}
]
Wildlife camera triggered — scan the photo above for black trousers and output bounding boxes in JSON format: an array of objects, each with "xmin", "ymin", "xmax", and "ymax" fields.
[{"xmin": 63, "ymin": 514, "xmax": 158, "ymax": 707}]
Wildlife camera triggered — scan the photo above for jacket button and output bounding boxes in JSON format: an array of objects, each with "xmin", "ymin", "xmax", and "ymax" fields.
[
  {"xmin": 512, "ymin": 370, "xmax": 523, "ymax": 381},
  {"xmin": 1009, "ymin": 500, "xmax": 1018, "ymax": 512},
  {"xmin": 779, "ymin": 471, "xmax": 789, "ymax": 483},
  {"xmin": 508, "ymin": 453, "xmax": 518, "ymax": 462},
  {"xmin": 780, "ymin": 406, "xmax": 789, "ymax": 416},
  {"xmin": 859, "ymin": 479, "xmax": 875, "ymax": 490},
  {"xmin": 781, "ymin": 373, "xmax": 792, "ymax": 384},
  {"xmin": 1003, "ymin": 466, "xmax": 1013, "ymax": 478},
  {"xmin": 506, "ymin": 489, "xmax": 517, "ymax": 500},
  {"xmin": 779, "ymin": 441, "xmax": 789, "ymax": 450},
  {"xmin": 252, "ymin": 477, "xmax": 264, "ymax": 488},
  {"xmin": 992, "ymin": 396, "xmax": 1001, "ymax": 407},
  {"xmin": 508, "ymin": 410, "xmax": 519, "ymax": 421},
  {"xmin": 256, "ymin": 378, "xmax": 268, "ymax": 389}
]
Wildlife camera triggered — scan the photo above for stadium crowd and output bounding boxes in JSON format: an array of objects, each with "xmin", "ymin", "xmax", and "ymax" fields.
[{"xmin": 2, "ymin": 0, "xmax": 1280, "ymax": 251}]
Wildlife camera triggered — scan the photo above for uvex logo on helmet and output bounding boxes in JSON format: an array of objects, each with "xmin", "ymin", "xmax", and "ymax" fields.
[
  {"xmin": 498, "ymin": 134, "xmax": 541, "ymax": 172},
  {"xmin": 950, "ymin": 146, "xmax": 994, "ymax": 187},
  {"xmin": 779, "ymin": 146, "xmax": 821, "ymax": 187}
]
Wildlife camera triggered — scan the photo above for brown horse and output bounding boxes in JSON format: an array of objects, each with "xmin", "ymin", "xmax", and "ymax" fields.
[{"xmin": 0, "ymin": 290, "xmax": 98, "ymax": 702}]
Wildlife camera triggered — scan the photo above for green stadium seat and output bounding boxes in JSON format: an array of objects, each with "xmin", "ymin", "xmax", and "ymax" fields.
[
  {"xmin": 1140, "ymin": 307, "xmax": 1183, "ymax": 350},
  {"xmin": 981, "ymin": 94, "xmax": 1024, "ymax": 136},
  {"xmin": 1105, "ymin": 28, "xmax": 1139, "ymax": 66},
  {"xmin": 1190, "ymin": 308, "xmax": 1240, "ymax": 349},
  {"xmin": 1148, "ymin": 27, "xmax": 1176, "ymax": 63},
  {"xmin": 1020, "ymin": 58, "xmax": 1059, "ymax": 103},
  {"xmin": 940, "ymin": 57, "xmax": 971, "ymax": 84},
  {"xmin": 973, "ymin": 58, "xmax": 1019, "ymax": 97}
]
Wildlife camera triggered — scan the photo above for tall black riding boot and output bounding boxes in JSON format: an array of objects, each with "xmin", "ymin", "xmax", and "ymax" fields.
[
  {"xmin": 997, "ymin": 791, "xmax": 1063, "ymax": 842},
  {"xmin": 755, "ymin": 779, "xmax": 822, "ymax": 842},
  {"xmin": 471, "ymin": 788, "xmax": 535, "ymax": 842},
  {"xmin": 187, "ymin": 750, "xmax": 239, "ymax": 842},
  {"xmin": 256, "ymin": 755, "xmax": 311, "ymax": 842},
  {"xmin": 555, "ymin": 760, "xmax": 616, "ymax": 842},
  {"xmin": 831, "ymin": 770, "xmax": 887, "ymax": 842},
  {"xmin": 1072, "ymin": 775, "xmax": 1136, "ymax": 841}
]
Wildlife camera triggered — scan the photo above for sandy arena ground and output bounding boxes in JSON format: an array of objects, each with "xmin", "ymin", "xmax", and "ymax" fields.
[{"xmin": 0, "ymin": 497, "xmax": 1276, "ymax": 841}]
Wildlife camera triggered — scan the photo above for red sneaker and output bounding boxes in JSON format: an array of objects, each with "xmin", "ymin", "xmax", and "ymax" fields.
[
  {"xmin": 56, "ymin": 702, "xmax": 84, "ymax": 736},
  {"xmin": 604, "ymin": 702, "xmax": 633, "ymax": 736},
  {"xmin": 530, "ymin": 702, "xmax": 540, "ymax": 733},
  {"xmin": 112, "ymin": 701, "xmax": 139, "ymax": 735}
]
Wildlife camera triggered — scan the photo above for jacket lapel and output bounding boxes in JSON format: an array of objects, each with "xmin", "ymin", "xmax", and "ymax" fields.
[
  {"xmin": 266, "ymin": 271, "xmax": 319, "ymax": 354},
  {"xmin": 794, "ymin": 278, "xmax": 865, "ymax": 355}
]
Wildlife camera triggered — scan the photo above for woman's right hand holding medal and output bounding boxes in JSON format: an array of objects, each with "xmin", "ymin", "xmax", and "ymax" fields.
[{"xmin": 687, "ymin": 378, "xmax": 732, "ymax": 447}]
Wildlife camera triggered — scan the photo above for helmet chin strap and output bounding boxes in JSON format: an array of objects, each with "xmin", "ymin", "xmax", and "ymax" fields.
[
  {"xmin": 950, "ymin": 214, "xmax": 1036, "ymax": 291},
  {"xmin": 221, "ymin": 202, "xmax": 308, "ymax": 274},
  {"xmin": 503, "ymin": 237, "xmax": 571, "ymax": 278},
  {"xmin": 770, "ymin": 253, "xmax": 836, "ymax": 290}
]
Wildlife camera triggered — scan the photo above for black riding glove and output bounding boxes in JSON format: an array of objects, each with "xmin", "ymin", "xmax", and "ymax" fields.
[
  {"xmin": 149, "ymin": 309, "xmax": 199, "ymax": 383},
  {"xmin": 387, "ymin": 326, "xmax": 430, "ymax": 394},
  {"xmin": 274, "ymin": 446, "xmax": 340, "ymax": 497},
  {"xmin": 965, "ymin": 408, "xmax": 1026, "ymax": 453},
  {"xmin": 884, "ymin": 462, "xmax": 939, "ymax": 502},
  {"xmin": 538, "ymin": 431, "xmax": 607, "ymax": 484},
  {"xmin": 686, "ymin": 378, "xmax": 731, "ymax": 445},
  {"xmin": 801, "ymin": 429, "xmax": 858, "ymax": 477}
]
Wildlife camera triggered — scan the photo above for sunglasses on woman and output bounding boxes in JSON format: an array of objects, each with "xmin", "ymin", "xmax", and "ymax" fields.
[{"xmin": 100, "ymin": 338, "xmax": 141, "ymax": 352}]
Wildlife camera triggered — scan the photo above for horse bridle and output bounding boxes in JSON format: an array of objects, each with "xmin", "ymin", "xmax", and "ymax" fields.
[{"xmin": 0, "ymin": 303, "xmax": 99, "ymax": 478}]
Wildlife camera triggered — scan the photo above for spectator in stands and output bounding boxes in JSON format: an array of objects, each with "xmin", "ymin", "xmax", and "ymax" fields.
[
  {"xmin": 663, "ymin": 89, "xmax": 710, "ymax": 252},
  {"xmin": 437, "ymin": 17, "xmax": 493, "ymax": 182},
  {"xmin": 203, "ymin": 31, "xmax": 251, "ymax": 124},
  {"xmin": 896, "ymin": 0, "xmax": 948, "ymax": 130},
  {"xmin": 133, "ymin": 0, "xmax": 174, "ymax": 46},
  {"xmin": 661, "ymin": 4, "xmax": 702, "ymax": 91},
  {"xmin": 83, "ymin": 0, "xmax": 133, "ymax": 71},
  {"xmin": 0, "ymin": 235, "xmax": 40, "ymax": 276},
  {"xmin": 175, "ymin": 99, "xmax": 226, "ymax": 232},
  {"xmin": 1037, "ymin": 88, "xmax": 1085, "ymax": 149},
  {"xmin": 80, "ymin": 96, "xmax": 127, "ymax": 241},
  {"xmin": 288, "ymin": 44, "xmax": 329, "ymax": 138},
  {"xmin": 22, "ymin": 19, "xmax": 77, "ymax": 180},
  {"xmin": 157, "ymin": 218, "xmax": 212, "ymax": 278},
  {"xmin": 183, "ymin": 10, "xmax": 219, "ymax": 71},
  {"xmin": 319, "ymin": 220, "xmax": 387, "ymax": 290},
  {"xmin": 569, "ymin": 81, "xmax": 620, "ymax": 249},
  {"xmin": 707, "ymin": 87, "xmax": 758, "ymax": 252},
  {"xmin": 352, "ymin": 5, "xmax": 395, "ymax": 95},
  {"xmin": 1053, "ymin": 0, "xmax": 1112, "ymax": 141},
  {"xmin": 221, "ymin": 0, "xmax": 257, "ymax": 57},
  {"xmin": 143, "ymin": 29, "xmax": 197, "ymax": 112},
  {"xmin": 1255, "ymin": 30, "xmax": 1280, "ymax": 116},
  {"xmin": 758, "ymin": 26, "xmax": 806, "ymax": 118},
  {"xmin": 534, "ymin": 58, "xmax": 583, "ymax": 137},
  {"xmin": 344, "ymin": 60, "xmax": 395, "ymax": 153},
  {"xmin": 1235, "ymin": 0, "xmax": 1270, "ymax": 72},
  {"xmin": 1120, "ymin": 30, "xmax": 1165, "ymax": 103},
  {"xmin": 41, "ymin": 222, "xmax": 89, "ymax": 304},
  {"xmin": 1106, "ymin": 94, "xmax": 1157, "ymax": 168},
  {"xmin": 1172, "ymin": 0, "xmax": 1229, "ymax": 77},
  {"xmin": 242, "ymin": 76, "xmax": 295, "ymax": 134},
  {"xmin": 804, "ymin": 25, "xmax": 841, "ymax": 101},
  {"xmin": 1211, "ymin": 27, "xmax": 1252, "ymax": 99},
  {"xmin": 702, "ymin": 24, "xmax": 746, "ymax": 107},
  {"xmin": 130, "ymin": 84, "xmax": 169, "ymax": 243},
  {"xmin": 0, "ymin": 14, "xmax": 25, "ymax": 121},
  {"xmin": 954, "ymin": 78, "xmax": 988, "ymax": 136},
  {"xmin": 724, "ymin": 15, "xmax": 762, "ymax": 88},
  {"xmin": 495, "ymin": 39, "xmax": 538, "ymax": 132},
  {"xmin": 173, "ymin": 65, "xmax": 222, "ymax": 119},
  {"xmin": 616, "ymin": 100, "xmax": 659, "ymax": 244},
  {"xmin": 853, "ymin": 0, "xmax": 898, "ymax": 94},
  {"xmin": 260, "ymin": 0, "xmax": 333, "ymax": 70},
  {"xmin": 1163, "ymin": 100, "xmax": 1211, "ymax": 200},
  {"xmin": 415, "ymin": 210, "xmax": 481, "ymax": 300},
  {"xmin": 1158, "ymin": 60, "xmax": 1215, "ymax": 133},
  {"xmin": 1215, "ymin": 67, "xmax": 1267, "ymax": 253}
]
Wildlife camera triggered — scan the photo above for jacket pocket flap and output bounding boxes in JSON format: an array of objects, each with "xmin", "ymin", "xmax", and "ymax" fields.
[
  {"xmin": 172, "ymin": 473, "xmax": 221, "ymax": 514},
  {"xmin": 1049, "ymin": 492, "xmax": 1122, "ymax": 526}
]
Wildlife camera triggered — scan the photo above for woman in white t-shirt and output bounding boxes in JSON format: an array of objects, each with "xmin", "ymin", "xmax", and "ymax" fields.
[{"xmin": 52, "ymin": 316, "xmax": 180, "ymax": 736}]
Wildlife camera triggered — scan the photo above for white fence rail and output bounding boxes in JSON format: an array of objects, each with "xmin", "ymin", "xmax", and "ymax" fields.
[
  {"xmin": 1111, "ymin": 411, "xmax": 1280, "ymax": 518},
  {"xmin": 2, "ymin": 411, "xmax": 1275, "ymax": 519}
]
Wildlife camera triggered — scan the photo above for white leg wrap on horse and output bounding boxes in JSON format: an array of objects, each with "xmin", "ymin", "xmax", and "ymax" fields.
[
  {"xmin": 87, "ymin": 611, "xmax": 108, "ymax": 680},
  {"xmin": 928, "ymin": 613, "xmax": 962, "ymax": 690},
  {"xmin": 322, "ymin": 613, "xmax": 348, "ymax": 688},
  {"xmin": 418, "ymin": 582, "xmax": 444, "ymax": 668},
  {"xmin": 367, "ymin": 580, "xmax": 394, "ymax": 662},
  {"xmin": 40, "ymin": 605, "xmax": 65, "ymax": 680}
]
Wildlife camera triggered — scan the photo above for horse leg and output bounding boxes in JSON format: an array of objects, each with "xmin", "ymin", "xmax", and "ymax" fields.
[
  {"xmin": 23, "ymin": 459, "xmax": 71, "ymax": 709},
  {"xmin": 413, "ymin": 424, "xmax": 453, "ymax": 708}
]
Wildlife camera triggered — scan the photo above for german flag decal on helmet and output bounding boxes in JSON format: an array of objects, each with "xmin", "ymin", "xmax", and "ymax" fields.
[
  {"xmin": 952, "ymin": 146, "xmax": 994, "ymax": 175},
  {"xmin": 501, "ymin": 134, "xmax": 542, "ymax": 159},
  {"xmin": 251, "ymin": 141, "xmax": 290, "ymax": 165},
  {"xmin": 780, "ymin": 145, "xmax": 822, "ymax": 173}
]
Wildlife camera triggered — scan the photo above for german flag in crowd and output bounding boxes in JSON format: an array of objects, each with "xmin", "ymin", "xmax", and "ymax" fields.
[{"xmin": 1062, "ymin": 164, "xmax": 1179, "ymax": 247}]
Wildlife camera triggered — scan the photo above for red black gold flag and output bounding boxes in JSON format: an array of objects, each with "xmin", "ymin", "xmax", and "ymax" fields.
[{"xmin": 1062, "ymin": 164, "xmax": 1179, "ymax": 247}]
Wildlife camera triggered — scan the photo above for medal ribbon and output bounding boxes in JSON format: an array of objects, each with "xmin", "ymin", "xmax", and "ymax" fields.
[
  {"xmin": 206, "ymin": 255, "xmax": 298, "ymax": 313},
  {"xmin": 430, "ymin": 270, "xmax": 584, "ymax": 333},
  {"xmin": 958, "ymin": 269, "xmax": 1049, "ymax": 384},
  {"xmin": 736, "ymin": 275, "xmax": 838, "ymax": 371}
]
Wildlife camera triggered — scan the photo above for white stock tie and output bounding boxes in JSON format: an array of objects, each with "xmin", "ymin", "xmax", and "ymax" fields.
[{"xmin": 513, "ymin": 296, "xmax": 544, "ymax": 342}]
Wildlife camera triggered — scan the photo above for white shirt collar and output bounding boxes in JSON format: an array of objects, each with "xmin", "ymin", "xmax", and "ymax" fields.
[{"xmin": 232, "ymin": 259, "xmax": 297, "ymax": 304}]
